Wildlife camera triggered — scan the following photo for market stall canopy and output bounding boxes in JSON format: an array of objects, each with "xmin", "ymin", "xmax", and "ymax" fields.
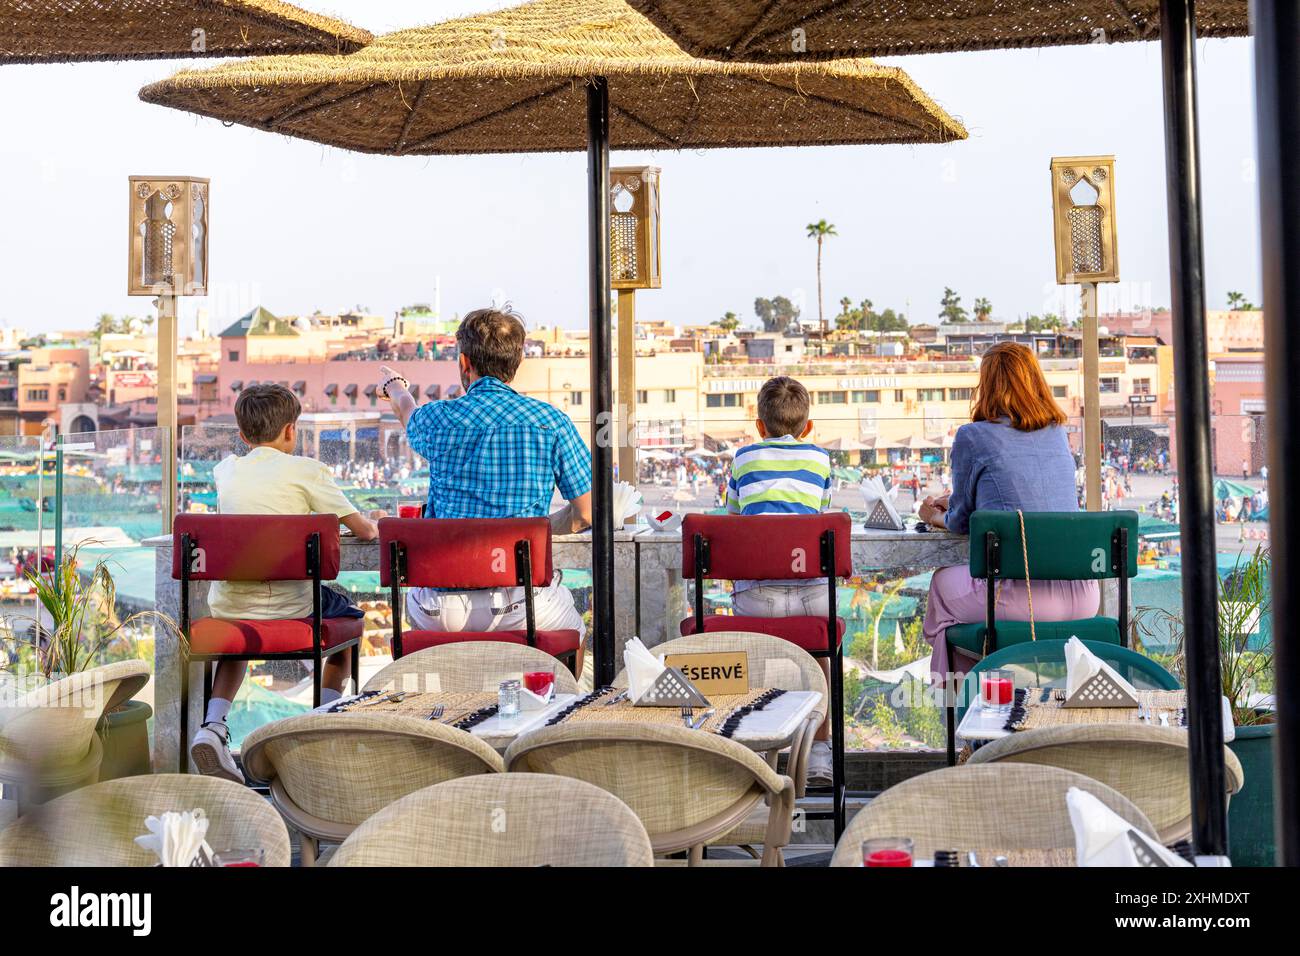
[
  {"xmin": 1, "ymin": 0, "xmax": 371, "ymax": 65},
  {"xmin": 138, "ymin": 0, "xmax": 966, "ymax": 155},
  {"xmin": 627, "ymin": 0, "xmax": 1248, "ymax": 62}
]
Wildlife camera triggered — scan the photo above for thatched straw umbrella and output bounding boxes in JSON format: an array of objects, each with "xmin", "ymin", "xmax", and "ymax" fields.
[
  {"xmin": 627, "ymin": 0, "xmax": 1246, "ymax": 61},
  {"xmin": 0, "ymin": 0, "xmax": 371, "ymax": 65},
  {"xmin": 636, "ymin": 0, "xmax": 1262, "ymax": 862},
  {"xmin": 140, "ymin": 0, "xmax": 966, "ymax": 831}
]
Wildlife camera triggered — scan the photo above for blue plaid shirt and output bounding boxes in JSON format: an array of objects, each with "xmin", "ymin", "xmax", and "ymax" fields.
[{"xmin": 406, "ymin": 376, "xmax": 592, "ymax": 519}]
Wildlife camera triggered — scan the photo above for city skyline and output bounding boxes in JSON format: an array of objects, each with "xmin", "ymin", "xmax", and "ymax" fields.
[{"xmin": 0, "ymin": 2, "xmax": 1262, "ymax": 339}]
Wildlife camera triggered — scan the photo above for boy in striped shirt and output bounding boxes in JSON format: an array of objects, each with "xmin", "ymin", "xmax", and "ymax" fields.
[{"xmin": 725, "ymin": 376, "xmax": 834, "ymax": 783}]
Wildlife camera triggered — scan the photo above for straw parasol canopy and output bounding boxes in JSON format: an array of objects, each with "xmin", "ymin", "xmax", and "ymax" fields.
[
  {"xmin": 627, "ymin": 0, "xmax": 1249, "ymax": 62},
  {"xmin": 1, "ymin": 0, "xmax": 372, "ymax": 66},
  {"xmin": 138, "ymin": 0, "xmax": 966, "ymax": 155}
]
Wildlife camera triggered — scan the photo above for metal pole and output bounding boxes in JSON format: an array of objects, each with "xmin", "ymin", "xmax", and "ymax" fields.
[
  {"xmin": 156, "ymin": 292, "xmax": 179, "ymax": 534},
  {"xmin": 1081, "ymin": 283, "xmax": 1103, "ymax": 512},
  {"xmin": 617, "ymin": 289, "xmax": 637, "ymax": 487},
  {"xmin": 53, "ymin": 437, "xmax": 63, "ymax": 577},
  {"xmin": 587, "ymin": 76, "xmax": 616, "ymax": 688},
  {"xmin": 1253, "ymin": 0, "xmax": 1300, "ymax": 866},
  {"xmin": 1158, "ymin": 0, "xmax": 1227, "ymax": 855}
]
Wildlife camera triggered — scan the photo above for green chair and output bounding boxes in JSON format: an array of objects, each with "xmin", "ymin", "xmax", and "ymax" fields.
[
  {"xmin": 943, "ymin": 510, "xmax": 1140, "ymax": 765},
  {"xmin": 955, "ymin": 638, "xmax": 1181, "ymax": 726}
]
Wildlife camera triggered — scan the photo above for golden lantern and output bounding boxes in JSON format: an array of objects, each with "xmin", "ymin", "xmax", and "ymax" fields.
[
  {"xmin": 1050, "ymin": 156, "xmax": 1119, "ymax": 285},
  {"xmin": 610, "ymin": 166, "xmax": 661, "ymax": 290},
  {"xmin": 127, "ymin": 176, "xmax": 209, "ymax": 296}
]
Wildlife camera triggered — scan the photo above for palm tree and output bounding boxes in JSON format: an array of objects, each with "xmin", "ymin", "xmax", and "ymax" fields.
[
  {"xmin": 974, "ymin": 297, "xmax": 993, "ymax": 321},
  {"xmin": 714, "ymin": 311, "xmax": 740, "ymax": 333},
  {"xmin": 1227, "ymin": 291, "xmax": 1246, "ymax": 311},
  {"xmin": 806, "ymin": 219, "xmax": 837, "ymax": 353}
]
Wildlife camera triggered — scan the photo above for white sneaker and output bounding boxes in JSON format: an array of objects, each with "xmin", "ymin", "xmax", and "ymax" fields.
[
  {"xmin": 806, "ymin": 741, "xmax": 834, "ymax": 787},
  {"xmin": 190, "ymin": 722, "xmax": 244, "ymax": 784}
]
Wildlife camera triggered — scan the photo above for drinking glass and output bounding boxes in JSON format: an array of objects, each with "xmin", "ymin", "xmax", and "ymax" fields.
[
  {"xmin": 862, "ymin": 837, "xmax": 914, "ymax": 867},
  {"xmin": 214, "ymin": 848, "xmax": 265, "ymax": 868},
  {"xmin": 980, "ymin": 668, "xmax": 1015, "ymax": 715}
]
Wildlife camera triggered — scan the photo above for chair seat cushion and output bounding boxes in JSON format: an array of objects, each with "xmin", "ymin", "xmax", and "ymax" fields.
[
  {"xmin": 679, "ymin": 615, "xmax": 844, "ymax": 653},
  {"xmin": 946, "ymin": 617, "xmax": 1121, "ymax": 655},
  {"xmin": 401, "ymin": 629, "xmax": 581, "ymax": 658},
  {"xmin": 189, "ymin": 616, "xmax": 363, "ymax": 656}
]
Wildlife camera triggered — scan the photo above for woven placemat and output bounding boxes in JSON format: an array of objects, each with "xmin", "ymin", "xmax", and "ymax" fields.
[
  {"xmin": 965, "ymin": 848, "xmax": 1076, "ymax": 867},
  {"xmin": 329, "ymin": 690, "xmax": 499, "ymax": 729},
  {"xmin": 547, "ymin": 687, "xmax": 786, "ymax": 737},
  {"xmin": 1006, "ymin": 687, "xmax": 1188, "ymax": 732}
]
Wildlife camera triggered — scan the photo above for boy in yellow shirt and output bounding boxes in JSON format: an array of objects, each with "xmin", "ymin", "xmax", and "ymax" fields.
[{"xmin": 190, "ymin": 384, "xmax": 379, "ymax": 783}]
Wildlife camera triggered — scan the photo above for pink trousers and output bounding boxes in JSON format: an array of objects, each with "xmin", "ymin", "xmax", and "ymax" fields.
[{"xmin": 923, "ymin": 565, "xmax": 1100, "ymax": 682}]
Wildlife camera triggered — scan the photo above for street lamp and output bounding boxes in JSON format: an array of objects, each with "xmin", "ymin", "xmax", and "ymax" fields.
[
  {"xmin": 610, "ymin": 166, "xmax": 662, "ymax": 487},
  {"xmin": 1051, "ymin": 156, "xmax": 1118, "ymax": 512},
  {"xmin": 127, "ymin": 175, "xmax": 210, "ymax": 532}
]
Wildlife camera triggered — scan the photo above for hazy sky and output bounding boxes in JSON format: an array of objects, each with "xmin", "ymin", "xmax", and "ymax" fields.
[{"xmin": 0, "ymin": 2, "xmax": 1262, "ymax": 338}]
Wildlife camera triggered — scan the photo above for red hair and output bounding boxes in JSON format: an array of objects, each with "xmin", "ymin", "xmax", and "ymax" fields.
[{"xmin": 970, "ymin": 342, "xmax": 1067, "ymax": 431}]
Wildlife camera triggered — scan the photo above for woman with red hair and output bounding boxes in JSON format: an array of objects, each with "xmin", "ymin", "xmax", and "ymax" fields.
[{"xmin": 917, "ymin": 343, "xmax": 1099, "ymax": 678}]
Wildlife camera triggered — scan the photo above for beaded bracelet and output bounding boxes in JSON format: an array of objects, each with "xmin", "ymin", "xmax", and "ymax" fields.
[{"xmin": 380, "ymin": 375, "xmax": 409, "ymax": 399}]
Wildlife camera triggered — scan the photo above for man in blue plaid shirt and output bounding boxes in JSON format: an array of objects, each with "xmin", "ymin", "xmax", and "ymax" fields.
[{"xmin": 380, "ymin": 308, "xmax": 592, "ymax": 663}]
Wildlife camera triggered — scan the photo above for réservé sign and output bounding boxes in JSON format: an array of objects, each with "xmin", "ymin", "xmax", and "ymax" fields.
[{"xmin": 663, "ymin": 651, "xmax": 749, "ymax": 696}]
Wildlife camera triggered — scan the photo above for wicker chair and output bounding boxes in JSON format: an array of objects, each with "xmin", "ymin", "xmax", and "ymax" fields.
[
  {"xmin": 966, "ymin": 724, "xmax": 1245, "ymax": 844},
  {"xmin": 364, "ymin": 642, "xmax": 581, "ymax": 696},
  {"xmin": 504, "ymin": 722, "xmax": 795, "ymax": 866},
  {"xmin": 0, "ymin": 660, "xmax": 149, "ymax": 810},
  {"xmin": 613, "ymin": 631, "xmax": 826, "ymax": 856},
  {"xmin": 0, "ymin": 773, "xmax": 291, "ymax": 866},
  {"xmin": 328, "ymin": 773, "xmax": 654, "ymax": 867},
  {"xmin": 241, "ymin": 712, "xmax": 503, "ymax": 865},
  {"xmin": 830, "ymin": 764, "xmax": 1157, "ymax": 866}
]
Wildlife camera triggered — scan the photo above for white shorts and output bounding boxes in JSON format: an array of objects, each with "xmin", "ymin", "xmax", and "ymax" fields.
[{"xmin": 405, "ymin": 571, "xmax": 585, "ymax": 640}]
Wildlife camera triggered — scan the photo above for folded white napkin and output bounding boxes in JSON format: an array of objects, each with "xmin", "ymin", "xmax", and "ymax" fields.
[
  {"xmin": 860, "ymin": 476, "xmax": 904, "ymax": 530},
  {"xmin": 624, "ymin": 637, "xmax": 666, "ymax": 703},
  {"xmin": 613, "ymin": 481, "xmax": 643, "ymax": 524},
  {"xmin": 134, "ymin": 809, "xmax": 213, "ymax": 867},
  {"xmin": 1064, "ymin": 636, "xmax": 1139, "ymax": 700},
  {"xmin": 1066, "ymin": 787, "xmax": 1190, "ymax": 867},
  {"xmin": 519, "ymin": 684, "xmax": 554, "ymax": 711}
]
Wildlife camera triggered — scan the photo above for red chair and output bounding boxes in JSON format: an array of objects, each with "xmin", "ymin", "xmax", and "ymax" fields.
[
  {"xmin": 680, "ymin": 512, "xmax": 852, "ymax": 836},
  {"xmin": 173, "ymin": 514, "xmax": 363, "ymax": 768},
  {"xmin": 379, "ymin": 517, "xmax": 581, "ymax": 674}
]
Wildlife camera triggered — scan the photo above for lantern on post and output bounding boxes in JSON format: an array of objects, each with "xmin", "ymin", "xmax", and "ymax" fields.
[
  {"xmin": 128, "ymin": 175, "xmax": 210, "ymax": 533},
  {"xmin": 1050, "ymin": 156, "xmax": 1118, "ymax": 515},
  {"xmin": 610, "ymin": 166, "xmax": 661, "ymax": 492}
]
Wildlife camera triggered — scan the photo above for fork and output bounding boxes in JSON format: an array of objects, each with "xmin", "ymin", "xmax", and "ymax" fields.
[
  {"xmin": 1053, "ymin": 689, "xmax": 1065, "ymax": 702},
  {"xmin": 680, "ymin": 706, "xmax": 694, "ymax": 726},
  {"xmin": 426, "ymin": 705, "xmax": 444, "ymax": 721}
]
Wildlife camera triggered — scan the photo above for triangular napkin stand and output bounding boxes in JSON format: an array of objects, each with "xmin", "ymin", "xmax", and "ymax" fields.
[
  {"xmin": 634, "ymin": 667, "xmax": 711, "ymax": 707},
  {"xmin": 864, "ymin": 497, "xmax": 905, "ymax": 531},
  {"xmin": 1062, "ymin": 670, "xmax": 1138, "ymax": 708}
]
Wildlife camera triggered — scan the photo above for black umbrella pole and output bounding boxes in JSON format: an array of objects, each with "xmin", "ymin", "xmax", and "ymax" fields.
[
  {"xmin": 1159, "ymin": 0, "xmax": 1227, "ymax": 855},
  {"xmin": 1254, "ymin": 0, "xmax": 1300, "ymax": 867},
  {"xmin": 587, "ymin": 76, "xmax": 616, "ymax": 688}
]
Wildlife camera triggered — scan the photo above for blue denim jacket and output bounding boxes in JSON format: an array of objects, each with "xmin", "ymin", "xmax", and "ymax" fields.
[{"xmin": 943, "ymin": 420, "xmax": 1079, "ymax": 534}]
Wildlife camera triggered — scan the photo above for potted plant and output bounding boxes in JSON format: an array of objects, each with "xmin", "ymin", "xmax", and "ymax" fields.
[
  {"xmin": 1137, "ymin": 545, "xmax": 1275, "ymax": 866},
  {"xmin": 7, "ymin": 544, "xmax": 175, "ymax": 781}
]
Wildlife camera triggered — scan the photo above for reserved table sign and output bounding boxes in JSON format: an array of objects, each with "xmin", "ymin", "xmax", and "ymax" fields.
[{"xmin": 664, "ymin": 651, "xmax": 749, "ymax": 696}]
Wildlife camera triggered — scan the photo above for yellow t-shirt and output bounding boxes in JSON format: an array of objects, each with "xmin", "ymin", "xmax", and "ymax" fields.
[{"xmin": 206, "ymin": 447, "xmax": 357, "ymax": 620}]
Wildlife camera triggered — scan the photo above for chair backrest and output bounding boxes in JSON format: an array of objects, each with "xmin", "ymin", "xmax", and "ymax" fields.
[
  {"xmin": 0, "ymin": 773, "xmax": 291, "ymax": 866},
  {"xmin": 966, "ymin": 725, "xmax": 1245, "ymax": 844},
  {"xmin": 612, "ymin": 631, "xmax": 827, "ymax": 704},
  {"xmin": 968, "ymin": 510, "xmax": 1139, "ymax": 581},
  {"xmin": 241, "ymin": 713, "xmax": 503, "ymax": 828},
  {"xmin": 363, "ymin": 643, "xmax": 581, "ymax": 696},
  {"xmin": 379, "ymin": 517, "xmax": 553, "ymax": 589},
  {"xmin": 171, "ymin": 513, "xmax": 341, "ymax": 581},
  {"xmin": 681, "ymin": 513, "xmax": 852, "ymax": 582},
  {"xmin": 328, "ymin": 774, "xmax": 654, "ymax": 867},
  {"xmin": 0, "ymin": 660, "xmax": 150, "ymax": 768},
  {"xmin": 504, "ymin": 722, "xmax": 791, "ymax": 851},
  {"xmin": 829, "ymin": 764, "xmax": 1157, "ymax": 866},
  {"xmin": 956, "ymin": 639, "xmax": 1180, "ymax": 720}
]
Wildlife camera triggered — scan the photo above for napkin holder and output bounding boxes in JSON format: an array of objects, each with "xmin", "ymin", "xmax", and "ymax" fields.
[
  {"xmin": 634, "ymin": 667, "xmax": 711, "ymax": 707},
  {"xmin": 864, "ymin": 498, "xmax": 905, "ymax": 531},
  {"xmin": 1062, "ymin": 669, "xmax": 1138, "ymax": 708},
  {"xmin": 1127, "ymin": 830, "xmax": 1172, "ymax": 867}
]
